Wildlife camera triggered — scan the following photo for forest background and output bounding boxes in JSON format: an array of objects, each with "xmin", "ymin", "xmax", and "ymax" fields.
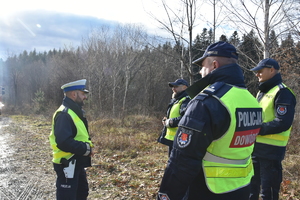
[{"xmin": 0, "ymin": 0, "xmax": 300, "ymax": 199}]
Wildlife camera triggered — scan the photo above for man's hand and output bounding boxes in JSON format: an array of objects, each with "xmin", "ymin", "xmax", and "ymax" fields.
[
  {"xmin": 165, "ymin": 119, "xmax": 173, "ymax": 128},
  {"xmin": 162, "ymin": 117, "xmax": 167, "ymax": 126},
  {"xmin": 90, "ymin": 148, "xmax": 94, "ymax": 157}
]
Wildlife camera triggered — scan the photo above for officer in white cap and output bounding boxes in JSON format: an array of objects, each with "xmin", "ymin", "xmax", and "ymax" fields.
[
  {"xmin": 61, "ymin": 79, "xmax": 89, "ymax": 93},
  {"xmin": 49, "ymin": 79, "xmax": 94, "ymax": 200}
]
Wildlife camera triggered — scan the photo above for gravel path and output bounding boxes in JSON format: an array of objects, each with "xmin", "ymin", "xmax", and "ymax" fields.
[{"xmin": 0, "ymin": 116, "xmax": 56, "ymax": 200}]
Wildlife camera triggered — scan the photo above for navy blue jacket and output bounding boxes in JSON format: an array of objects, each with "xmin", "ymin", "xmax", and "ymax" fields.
[
  {"xmin": 158, "ymin": 63, "xmax": 252, "ymax": 200},
  {"xmin": 252, "ymin": 73, "xmax": 296, "ymax": 161},
  {"xmin": 53, "ymin": 96, "xmax": 92, "ymax": 168}
]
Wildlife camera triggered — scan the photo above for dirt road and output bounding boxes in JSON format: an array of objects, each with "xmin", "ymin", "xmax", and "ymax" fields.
[{"xmin": 0, "ymin": 116, "xmax": 55, "ymax": 200}]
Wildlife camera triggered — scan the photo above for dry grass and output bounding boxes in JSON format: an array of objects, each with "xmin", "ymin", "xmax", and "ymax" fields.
[
  {"xmin": 87, "ymin": 115, "xmax": 167, "ymax": 199},
  {"xmin": 281, "ymin": 116, "xmax": 300, "ymax": 200},
  {"xmin": 3, "ymin": 114, "xmax": 300, "ymax": 199}
]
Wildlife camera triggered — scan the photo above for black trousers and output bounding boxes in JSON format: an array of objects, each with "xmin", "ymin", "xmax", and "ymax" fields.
[
  {"xmin": 54, "ymin": 163, "xmax": 89, "ymax": 200},
  {"xmin": 158, "ymin": 166, "xmax": 251, "ymax": 200},
  {"xmin": 249, "ymin": 157, "xmax": 282, "ymax": 200}
]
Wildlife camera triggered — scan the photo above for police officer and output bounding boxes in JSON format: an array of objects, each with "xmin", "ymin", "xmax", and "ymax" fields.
[
  {"xmin": 157, "ymin": 79, "xmax": 190, "ymax": 156},
  {"xmin": 157, "ymin": 41, "xmax": 262, "ymax": 200},
  {"xmin": 249, "ymin": 58, "xmax": 296, "ymax": 200},
  {"xmin": 49, "ymin": 79, "xmax": 94, "ymax": 200}
]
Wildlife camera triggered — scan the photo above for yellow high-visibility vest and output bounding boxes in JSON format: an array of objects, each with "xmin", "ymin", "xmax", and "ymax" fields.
[
  {"xmin": 256, "ymin": 84, "xmax": 294, "ymax": 147},
  {"xmin": 165, "ymin": 97, "xmax": 187, "ymax": 141},
  {"xmin": 49, "ymin": 105, "xmax": 93, "ymax": 164},
  {"xmin": 203, "ymin": 85, "xmax": 262, "ymax": 194}
]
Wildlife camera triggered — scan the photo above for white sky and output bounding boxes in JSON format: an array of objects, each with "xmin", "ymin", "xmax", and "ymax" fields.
[
  {"xmin": 0, "ymin": 0, "xmax": 272, "ymax": 39},
  {"xmin": 0, "ymin": 0, "xmax": 242, "ymax": 60},
  {"xmin": 0, "ymin": 0, "xmax": 179, "ymax": 60},
  {"xmin": 0, "ymin": 0, "xmax": 167, "ymax": 29},
  {"xmin": 0, "ymin": 0, "xmax": 218, "ymax": 35}
]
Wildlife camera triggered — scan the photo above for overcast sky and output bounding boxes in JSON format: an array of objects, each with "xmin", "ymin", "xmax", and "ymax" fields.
[
  {"xmin": 0, "ymin": 0, "xmax": 226, "ymax": 61},
  {"xmin": 0, "ymin": 0, "xmax": 167, "ymax": 60}
]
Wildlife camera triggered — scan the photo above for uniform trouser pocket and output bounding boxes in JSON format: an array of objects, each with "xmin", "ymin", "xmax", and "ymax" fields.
[{"xmin": 54, "ymin": 164, "xmax": 89, "ymax": 200}]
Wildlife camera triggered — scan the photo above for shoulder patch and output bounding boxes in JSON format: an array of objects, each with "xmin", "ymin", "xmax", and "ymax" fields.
[
  {"xmin": 177, "ymin": 131, "xmax": 191, "ymax": 148},
  {"xmin": 277, "ymin": 105, "xmax": 287, "ymax": 115},
  {"xmin": 158, "ymin": 193, "xmax": 170, "ymax": 200}
]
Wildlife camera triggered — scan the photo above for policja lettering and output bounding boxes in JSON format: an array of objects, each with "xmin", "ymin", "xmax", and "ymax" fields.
[{"xmin": 238, "ymin": 110, "xmax": 262, "ymax": 127}]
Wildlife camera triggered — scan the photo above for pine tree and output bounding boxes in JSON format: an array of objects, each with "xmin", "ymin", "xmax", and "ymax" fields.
[{"xmin": 238, "ymin": 30, "xmax": 263, "ymax": 95}]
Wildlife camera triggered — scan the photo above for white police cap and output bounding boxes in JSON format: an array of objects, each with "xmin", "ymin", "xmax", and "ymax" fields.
[{"xmin": 61, "ymin": 79, "xmax": 89, "ymax": 93}]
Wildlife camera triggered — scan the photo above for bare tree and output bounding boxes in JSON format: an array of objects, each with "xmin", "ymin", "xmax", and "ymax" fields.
[
  {"xmin": 112, "ymin": 24, "xmax": 149, "ymax": 115},
  {"xmin": 5, "ymin": 56, "xmax": 21, "ymax": 107},
  {"xmin": 222, "ymin": 0, "xmax": 300, "ymax": 58},
  {"xmin": 202, "ymin": 0, "xmax": 227, "ymax": 43},
  {"xmin": 148, "ymin": 0, "xmax": 198, "ymax": 83},
  {"xmin": 81, "ymin": 25, "xmax": 113, "ymax": 115}
]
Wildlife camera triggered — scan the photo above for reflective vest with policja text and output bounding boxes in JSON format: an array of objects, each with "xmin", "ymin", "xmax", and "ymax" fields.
[
  {"xmin": 202, "ymin": 84, "xmax": 262, "ymax": 194},
  {"xmin": 165, "ymin": 97, "xmax": 188, "ymax": 141},
  {"xmin": 49, "ymin": 105, "xmax": 94, "ymax": 164},
  {"xmin": 256, "ymin": 83, "xmax": 294, "ymax": 147}
]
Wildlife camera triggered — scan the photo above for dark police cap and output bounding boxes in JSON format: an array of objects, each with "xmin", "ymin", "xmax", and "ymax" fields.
[
  {"xmin": 192, "ymin": 41, "xmax": 238, "ymax": 66},
  {"xmin": 250, "ymin": 58, "xmax": 280, "ymax": 71},
  {"xmin": 168, "ymin": 79, "xmax": 189, "ymax": 87}
]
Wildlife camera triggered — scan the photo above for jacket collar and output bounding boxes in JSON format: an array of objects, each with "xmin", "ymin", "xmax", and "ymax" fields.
[
  {"xmin": 174, "ymin": 90, "xmax": 188, "ymax": 99},
  {"xmin": 186, "ymin": 63, "xmax": 246, "ymax": 98},
  {"xmin": 258, "ymin": 73, "xmax": 282, "ymax": 93},
  {"xmin": 208, "ymin": 63, "xmax": 246, "ymax": 87},
  {"xmin": 62, "ymin": 96, "xmax": 84, "ymax": 119}
]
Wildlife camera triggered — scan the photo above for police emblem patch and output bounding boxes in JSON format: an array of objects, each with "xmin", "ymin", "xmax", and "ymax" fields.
[
  {"xmin": 277, "ymin": 105, "xmax": 287, "ymax": 115},
  {"xmin": 158, "ymin": 192, "xmax": 170, "ymax": 200},
  {"xmin": 177, "ymin": 131, "xmax": 191, "ymax": 148}
]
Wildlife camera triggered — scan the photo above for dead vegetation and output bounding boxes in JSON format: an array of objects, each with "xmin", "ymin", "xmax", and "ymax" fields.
[{"xmin": 2, "ymin": 114, "xmax": 300, "ymax": 199}]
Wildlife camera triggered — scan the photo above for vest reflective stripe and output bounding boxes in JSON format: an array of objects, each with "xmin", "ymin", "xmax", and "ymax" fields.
[
  {"xmin": 203, "ymin": 85, "xmax": 262, "ymax": 194},
  {"xmin": 204, "ymin": 152, "xmax": 250, "ymax": 165},
  {"xmin": 49, "ymin": 105, "xmax": 93, "ymax": 164},
  {"xmin": 256, "ymin": 84, "xmax": 293, "ymax": 147},
  {"xmin": 205, "ymin": 161, "xmax": 253, "ymax": 178},
  {"xmin": 165, "ymin": 97, "xmax": 187, "ymax": 141},
  {"xmin": 256, "ymin": 129, "xmax": 290, "ymax": 142}
]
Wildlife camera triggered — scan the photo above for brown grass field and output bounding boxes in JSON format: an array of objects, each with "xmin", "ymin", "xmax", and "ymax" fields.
[{"xmin": 2, "ymin": 114, "xmax": 300, "ymax": 199}]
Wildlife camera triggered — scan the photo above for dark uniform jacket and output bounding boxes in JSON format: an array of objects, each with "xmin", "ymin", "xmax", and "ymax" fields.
[
  {"xmin": 157, "ymin": 90, "xmax": 190, "ymax": 147},
  {"xmin": 252, "ymin": 73, "xmax": 296, "ymax": 161},
  {"xmin": 158, "ymin": 63, "xmax": 253, "ymax": 199},
  {"xmin": 53, "ymin": 96, "xmax": 92, "ymax": 168}
]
